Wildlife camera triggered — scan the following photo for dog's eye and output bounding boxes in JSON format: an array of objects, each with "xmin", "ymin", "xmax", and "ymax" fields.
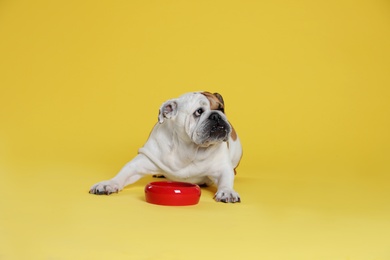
[{"xmin": 194, "ymin": 108, "xmax": 204, "ymax": 117}]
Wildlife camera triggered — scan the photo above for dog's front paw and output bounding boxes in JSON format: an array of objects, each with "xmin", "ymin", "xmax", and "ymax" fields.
[
  {"xmin": 214, "ymin": 189, "xmax": 241, "ymax": 203},
  {"xmin": 89, "ymin": 180, "xmax": 121, "ymax": 195}
]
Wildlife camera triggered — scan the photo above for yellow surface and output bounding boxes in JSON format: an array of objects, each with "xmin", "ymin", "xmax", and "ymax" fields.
[{"xmin": 1, "ymin": 0, "xmax": 390, "ymax": 259}]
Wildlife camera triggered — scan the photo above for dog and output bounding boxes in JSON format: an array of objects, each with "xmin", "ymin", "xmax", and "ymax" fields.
[{"xmin": 89, "ymin": 91, "xmax": 243, "ymax": 203}]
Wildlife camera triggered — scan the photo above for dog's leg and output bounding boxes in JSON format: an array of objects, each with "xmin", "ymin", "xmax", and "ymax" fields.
[
  {"xmin": 212, "ymin": 169, "xmax": 241, "ymax": 203},
  {"xmin": 89, "ymin": 154, "xmax": 159, "ymax": 195}
]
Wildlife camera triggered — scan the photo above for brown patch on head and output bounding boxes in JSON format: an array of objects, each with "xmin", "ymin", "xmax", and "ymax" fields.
[{"xmin": 201, "ymin": 92, "xmax": 225, "ymax": 113}]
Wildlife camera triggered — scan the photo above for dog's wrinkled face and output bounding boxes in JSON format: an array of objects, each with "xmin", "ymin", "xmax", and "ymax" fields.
[{"xmin": 158, "ymin": 92, "xmax": 231, "ymax": 147}]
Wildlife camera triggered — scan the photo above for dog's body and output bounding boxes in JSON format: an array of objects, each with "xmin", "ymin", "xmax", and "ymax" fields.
[{"xmin": 89, "ymin": 91, "xmax": 242, "ymax": 202}]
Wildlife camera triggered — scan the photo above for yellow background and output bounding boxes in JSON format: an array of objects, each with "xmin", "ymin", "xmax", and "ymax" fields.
[{"xmin": 1, "ymin": 0, "xmax": 390, "ymax": 259}]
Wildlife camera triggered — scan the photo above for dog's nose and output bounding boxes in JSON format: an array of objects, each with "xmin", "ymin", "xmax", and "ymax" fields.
[{"xmin": 209, "ymin": 112, "xmax": 222, "ymax": 122}]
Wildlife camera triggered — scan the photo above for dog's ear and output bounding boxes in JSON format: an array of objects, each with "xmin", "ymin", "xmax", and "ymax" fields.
[
  {"xmin": 213, "ymin": 92, "xmax": 225, "ymax": 113},
  {"xmin": 158, "ymin": 99, "xmax": 178, "ymax": 124},
  {"xmin": 202, "ymin": 92, "xmax": 225, "ymax": 113}
]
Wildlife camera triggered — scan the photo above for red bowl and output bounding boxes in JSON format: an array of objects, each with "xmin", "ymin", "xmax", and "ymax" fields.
[{"xmin": 145, "ymin": 181, "xmax": 201, "ymax": 206}]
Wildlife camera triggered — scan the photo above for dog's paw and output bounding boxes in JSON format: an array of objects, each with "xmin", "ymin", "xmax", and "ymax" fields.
[
  {"xmin": 214, "ymin": 189, "xmax": 241, "ymax": 203},
  {"xmin": 89, "ymin": 180, "xmax": 121, "ymax": 195}
]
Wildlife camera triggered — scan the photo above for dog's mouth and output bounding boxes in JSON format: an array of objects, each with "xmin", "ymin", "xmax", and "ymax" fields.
[
  {"xmin": 209, "ymin": 124, "xmax": 229, "ymax": 141},
  {"xmin": 195, "ymin": 120, "xmax": 230, "ymax": 146}
]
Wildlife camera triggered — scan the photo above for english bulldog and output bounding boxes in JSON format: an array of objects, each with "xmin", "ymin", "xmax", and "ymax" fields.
[{"xmin": 89, "ymin": 91, "xmax": 243, "ymax": 203}]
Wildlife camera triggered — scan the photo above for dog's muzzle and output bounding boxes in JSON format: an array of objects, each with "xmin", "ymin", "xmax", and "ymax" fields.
[{"xmin": 207, "ymin": 112, "xmax": 230, "ymax": 141}]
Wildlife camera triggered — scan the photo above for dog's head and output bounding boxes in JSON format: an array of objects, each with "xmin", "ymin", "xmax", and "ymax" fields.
[{"xmin": 158, "ymin": 92, "xmax": 231, "ymax": 147}]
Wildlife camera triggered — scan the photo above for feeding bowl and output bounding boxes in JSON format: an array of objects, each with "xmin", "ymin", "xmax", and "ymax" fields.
[{"xmin": 144, "ymin": 181, "xmax": 201, "ymax": 206}]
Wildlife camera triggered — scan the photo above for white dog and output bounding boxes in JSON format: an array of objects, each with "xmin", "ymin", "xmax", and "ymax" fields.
[{"xmin": 89, "ymin": 91, "xmax": 243, "ymax": 203}]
